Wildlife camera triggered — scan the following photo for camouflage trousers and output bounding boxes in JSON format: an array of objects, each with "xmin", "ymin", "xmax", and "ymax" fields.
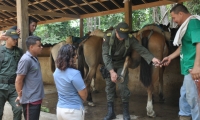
[
  {"xmin": 105, "ymin": 62, "xmax": 131, "ymax": 102},
  {"xmin": 0, "ymin": 84, "xmax": 22, "ymax": 120}
]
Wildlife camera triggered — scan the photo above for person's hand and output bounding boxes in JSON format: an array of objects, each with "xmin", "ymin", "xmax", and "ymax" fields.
[
  {"xmin": 110, "ymin": 70, "xmax": 118, "ymax": 83},
  {"xmin": 189, "ymin": 67, "xmax": 200, "ymax": 80},
  {"xmin": 16, "ymin": 29, "xmax": 21, "ymax": 34},
  {"xmin": 0, "ymin": 32, "xmax": 6, "ymax": 40},
  {"xmin": 161, "ymin": 56, "xmax": 171, "ymax": 66},
  {"xmin": 152, "ymin": 57, "xmax": 161, "ymax": 67},
  {"xmin": 15, "ymin": 96, "xmax": 21, "ymax": 107}
]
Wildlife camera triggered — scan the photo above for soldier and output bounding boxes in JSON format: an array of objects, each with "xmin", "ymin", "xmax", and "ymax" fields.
[
  {"xmin": 102, "ymin": 22, "xmax": 161, "ymax": 120},
  {"xmin": 0, "ymin": 29, "xmax": 23, "ymax": 120}
]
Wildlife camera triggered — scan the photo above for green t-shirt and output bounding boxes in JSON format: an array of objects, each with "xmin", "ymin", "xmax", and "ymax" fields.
[{"xmin": 180, "ymin": 19, "xmax": 200, "ymax": 75}]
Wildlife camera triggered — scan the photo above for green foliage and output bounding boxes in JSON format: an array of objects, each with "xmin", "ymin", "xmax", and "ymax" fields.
[
  {"xmin": 34, "ymin": 21, "xmax": 80, "ymax": 45},
  {"xmin": 185, "ymin": 0, "xmax": 200, "ymax": 15}
]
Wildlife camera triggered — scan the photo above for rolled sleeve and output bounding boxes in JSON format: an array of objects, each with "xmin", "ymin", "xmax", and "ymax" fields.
[
  {"xmin": 102, "ymin": 36, "xmax": 113, "ymax": 71},
  {"xmin": 131, "ymin": 38, "xmax": 154, "ymax": 64}
]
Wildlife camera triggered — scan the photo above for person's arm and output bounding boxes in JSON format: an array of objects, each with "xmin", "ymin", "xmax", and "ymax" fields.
[
  {"xmin": 161, "ymin": 46, "xmax": 181, "ymax": 66},
  {"xmin": 78, "ymin": 88, "xmax": 87, "ymax": 102},
  {"xmin": 72, "ymin": 71, "xmax": 88, "ymax": 102},
  {"xmin": 189, "ymin": 43, "xmax": 200, "ymax": 80},
  {"xmin": 102, "ymin": 35, "xmax": 118, "ymax": 82},
  {"xmin": 131, "ymin": 37, "xmax": 160, "ymax": 64},
  {"xmin": 102, "ymin": 36, "xmax": 113, "ymax": 71},
  {"xmin": 15, "ymin": 75, "xmax": 25, "ymax": 97}
]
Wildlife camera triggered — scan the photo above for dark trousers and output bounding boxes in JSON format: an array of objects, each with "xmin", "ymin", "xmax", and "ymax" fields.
[{"xmin": 22, "ymin": 103, "xmax": 41, "ymax": 120}]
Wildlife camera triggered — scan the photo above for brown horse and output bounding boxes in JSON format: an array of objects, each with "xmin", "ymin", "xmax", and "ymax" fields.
[
  {"xmin": 77, "ymin": 24, "xmax": 177, "ymax": 117},
  {"xmin": 118, "ymin": 24, "xmax": 178, "ymax": 117}
]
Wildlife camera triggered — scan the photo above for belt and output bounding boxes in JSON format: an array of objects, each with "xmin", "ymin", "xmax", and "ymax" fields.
[{"xmin": 0, "ymin": 79, "xmax": 15, "ymax": 84}]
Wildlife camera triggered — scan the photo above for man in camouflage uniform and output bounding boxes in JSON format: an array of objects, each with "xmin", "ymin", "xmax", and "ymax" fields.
[
  {"xmin": 102, "ymin": 22, "xmax": 161, "ymax": 120},
  {"xmin": 0, "ymin": 29, "xmax": 23, "ymax": 120}
]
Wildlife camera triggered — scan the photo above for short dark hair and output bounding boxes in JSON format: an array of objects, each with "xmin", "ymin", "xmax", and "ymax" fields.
[
  {"xmin": 56, "ymin": 44, "xmax": 76, "ymax": 71},
  {"xmin": 26, "ymin": 36, "xmax": 41, "ymax": 49},
  {"xmin": 29, "ymin": 16, "xmax": 38, "ymax": 24},
  {"xmin": 170, "ymin": 4, "xmax": 189, "ymax": 14}
]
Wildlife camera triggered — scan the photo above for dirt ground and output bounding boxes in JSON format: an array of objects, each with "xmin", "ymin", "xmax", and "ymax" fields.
[{"xmin": 42, "ymin": 85, "xmax": 180, "ymax": 120}]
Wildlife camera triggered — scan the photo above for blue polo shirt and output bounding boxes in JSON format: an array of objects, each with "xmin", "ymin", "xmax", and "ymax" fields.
[{"xmin": 16, "ymin": 51, "xmax": 44, "ymax": 104}]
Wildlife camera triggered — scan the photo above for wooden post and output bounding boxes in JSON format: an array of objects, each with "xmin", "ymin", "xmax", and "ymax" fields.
[
  {"xmin": 124, "ymin": 0, "xmax": 132, "ymax": 30},
  {"xmin": 16, "ymin": 0, "xmax": 29, "ymax": 51},
  {"xmin": 80, "ymin": 19, "xmax": 83, "ymax": 37}
]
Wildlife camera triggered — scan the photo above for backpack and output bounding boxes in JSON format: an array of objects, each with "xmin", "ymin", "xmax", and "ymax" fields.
[{"xmin": 0, "ymin": 45, "xmax": 23, "ymax": 70}]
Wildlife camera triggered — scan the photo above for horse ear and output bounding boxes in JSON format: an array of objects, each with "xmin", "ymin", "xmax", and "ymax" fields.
[{"xmin": 167, "ymin": 23, "xmax": 170, "ymax": 27}]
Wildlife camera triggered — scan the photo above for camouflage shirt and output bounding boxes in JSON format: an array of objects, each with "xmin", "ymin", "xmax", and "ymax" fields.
[{"xmin": 102, "ymin": 30, "xmax": 154, "ymax": 71}]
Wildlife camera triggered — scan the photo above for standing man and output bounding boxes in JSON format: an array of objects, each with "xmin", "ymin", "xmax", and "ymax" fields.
[
  {"xmin": 15, "ymin": 36, "xmax": 44, "ymax": 120},
  {"xmin": 102, "ymin": 22, "xmax": 161, "ymax": 120},
  {"xmin": 162, "ymin": 4, "xmax": 200, "ymax": 120},
  {"xmin": 0, "ymin": 29, "xmax": 23, "ymax": 120}
]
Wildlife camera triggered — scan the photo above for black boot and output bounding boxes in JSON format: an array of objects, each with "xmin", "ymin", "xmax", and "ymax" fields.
[
  {"xmin": 103, "ymin": 102, "xmax": 116, "ymax": 120},
  {"xmin": 123, "ymin": 102, "xmax": 130, "ymax": 120}
]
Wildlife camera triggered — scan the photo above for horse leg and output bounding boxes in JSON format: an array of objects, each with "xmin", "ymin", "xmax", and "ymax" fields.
[
  {"xmin": 146, "ymin": 84, "xmax": 156, "ymax": 117},
  {"xmin": 118, "ymin": 56, "xmax": 130, "ymax": 83},
  {"xmin": 85, "ymin": 67, "xmax": 97, "ymax": 107},
  {"xmin": 159, "ymin": 67, "xmax": 165, "ymax": 102},
  {"xmin": 146, "ymin": 66, "xmax": 159, "ymax": 117}
]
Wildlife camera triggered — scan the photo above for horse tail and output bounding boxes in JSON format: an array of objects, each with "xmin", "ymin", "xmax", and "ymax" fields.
[
  {"xmin": 140, "ymin": 36, "xmax": 152, "ymax": 87},
  {"xmin": 50, "ymin": 52, "xmax": 55, "ymax": 72},
  {"xmin": 78, "ymin": 44, "xmax": 85, "ymax": 78}
]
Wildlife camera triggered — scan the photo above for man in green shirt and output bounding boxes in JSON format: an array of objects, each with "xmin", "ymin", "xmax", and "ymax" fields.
[
  {"xmin": 102, "ymin": 22, "xmax": 161, "ymax": 120},
  {"xmin": 0, "ymin": 29, "xmax": 23, "ymax": 120},
  {"xmin": 162, "ymin": 4, "xmax": 200, "ymax": 120}
]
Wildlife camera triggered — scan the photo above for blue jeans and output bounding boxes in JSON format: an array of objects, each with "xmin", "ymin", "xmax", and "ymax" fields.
[{"xmin": 179, "ymin": 74, "xmax": 200, "ymax": 120}]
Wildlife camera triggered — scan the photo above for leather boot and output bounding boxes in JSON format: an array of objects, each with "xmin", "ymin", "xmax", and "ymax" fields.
[
  {"xmin": 179, "ymin": 116, "xmax": 192, "ymax": 120},
  {"xmin": 103, "ymin": 102, "xmax": 116, "ymax": 120},
  {"xmin": 123, "ymin": 102, "xmax": 131, "ymax": 120}
]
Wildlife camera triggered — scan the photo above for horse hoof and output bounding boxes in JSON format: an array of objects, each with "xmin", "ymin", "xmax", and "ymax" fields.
[
  {"xmin": 117, "ymin": 76, "xmax": 124, "ymax": 83},
  {"xmin": 93, "ymin": 90, "xmax": 99, "ymax": 93},
  {"xmin": 147, "ymin": 112, "xmax": 156, "ymax": 118},
  {"xmin": 88, "ymin": 102, "xmax": 95, "ymax": 107},
  {"xmin": 159, "ymin": 98, "xmax": 165, "ymax": 102}
]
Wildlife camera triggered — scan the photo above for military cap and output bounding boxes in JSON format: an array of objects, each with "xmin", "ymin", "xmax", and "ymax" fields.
[
  {"xmin": 5, "ymin": 29, "xmax": 20, "ymax": 39},
  {"xmin": 115, "ymin": 22, "xmax": 129, "ymax": 39}
]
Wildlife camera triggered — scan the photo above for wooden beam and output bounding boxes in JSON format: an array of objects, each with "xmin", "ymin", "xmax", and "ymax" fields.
[
  {"xmin": 80, "ymin": 19, "xmax": 83, "ymax": 37},
  {"xmin": 69, "ymin": 0, "xmax": 89, "ymax": 13},
  {"xmin": 17, "ymin": 0, "xmax": 29, "ymax": 51},
  {"xmin": 28, "ymin": 9, "xmax": 79, "ymax": 18},
  {"xmin": 0, "ymin": 5, "xmax": 15, "ymax": 12},
  {"xmin": 96, "ymin": 0, "xmax": 109, "ymax": 10},
  {"xmin": 57, "ymin": 0, "xmax": 79, "ymax": 15},
  {"xmin": 83, "ymin": 0, "xmax": 99, "ymax": 12},
  {"xmin": 0, "ymin": 23, "xmax": 15, "ymax": 26},
  {"xmin": 162, "ymin": 0, "xmax": 178, "ymax": 2},
  {"xmin": 0, "ymin": 26, "xmax": 11, "ymax": 31},
  {"xmin": 0, "ymin": 5, "xmax": 79, "ymax": 18},
  {"xmin": 110, "ymin": 0, "xmax": 121, "ymax": 8},
  {"xmin": 124, "ymin": 0, "xmax": 132, "ymax": 30},
  {"xmin": 131, "ymin": 0, "xmax": 188, "ymax": 10}
]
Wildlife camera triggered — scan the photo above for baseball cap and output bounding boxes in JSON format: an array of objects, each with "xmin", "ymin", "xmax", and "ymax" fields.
[
  {"xmin": 5, "ymin": 29, "xmax": 20, "ymax": 39},
  {"xmin": 115, "ymin": 22, "xmax": 129, "ymax": 39}
]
